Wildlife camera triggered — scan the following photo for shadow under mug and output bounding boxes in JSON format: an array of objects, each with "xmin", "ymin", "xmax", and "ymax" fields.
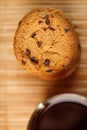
[{"xmin": 27, "ymin": 93, "xmax": 87, "ymax": 130}]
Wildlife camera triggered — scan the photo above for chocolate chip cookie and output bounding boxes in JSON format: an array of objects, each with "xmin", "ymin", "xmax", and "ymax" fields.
[{"xmin": 14, "ymin": 8, "xmax": 81, "ymax": 80}]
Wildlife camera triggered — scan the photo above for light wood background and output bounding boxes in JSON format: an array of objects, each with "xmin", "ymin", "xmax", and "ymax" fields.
[{"xmin": 0, "ymin": 0, "xmax": 87, "ymax": 130}]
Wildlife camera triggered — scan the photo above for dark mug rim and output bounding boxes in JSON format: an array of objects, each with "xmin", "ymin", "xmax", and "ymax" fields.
[{"xmin": 27, "ymin": 93, "xmax": 87, "ymax": 130}]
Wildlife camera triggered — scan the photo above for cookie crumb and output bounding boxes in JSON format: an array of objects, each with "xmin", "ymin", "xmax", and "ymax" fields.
[
  {"xmin": 65, "ymin": 28, "xmax": 70, "ymax": 32},
  {"xmin": 31, "ymin": 33, "xmax": 36, "ymax": 38},
  {"xmin": 37, "ymin": 41, "xmax": 42, "ymax": 47},
  {"xmin": 44, "ymin": 59, "xmax": 50, "ymax": 66},
  {"xmin": 30, "ymin": 57, "xmax": 39, "ymax": 64},
  {"xmin": 21, "ymin": 60, "xmax": 25, "ymax": 65},
  {"xmin": 26, "ymin": 49, "xmax": 31, "ymax": 57}
]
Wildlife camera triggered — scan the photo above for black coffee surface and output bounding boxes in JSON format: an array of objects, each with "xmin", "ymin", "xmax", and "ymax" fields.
[{"xmin": 37, "ymin": 102, "xmax": 87, "ymax": 130}]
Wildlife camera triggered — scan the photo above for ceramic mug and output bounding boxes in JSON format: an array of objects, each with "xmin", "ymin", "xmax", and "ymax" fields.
[{"xmin": 27, "ymin": 93, "xmax": 87, "ymax": 130}]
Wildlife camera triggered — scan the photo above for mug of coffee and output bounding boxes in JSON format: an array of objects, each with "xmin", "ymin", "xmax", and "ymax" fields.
[{"xmin": 27, "ymin": 94, "xmax": 87, "ymax": 130}]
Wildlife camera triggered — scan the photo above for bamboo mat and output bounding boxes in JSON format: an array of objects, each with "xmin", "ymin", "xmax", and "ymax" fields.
[{"xmin": 0, "ymin": 0, "xmax": 87, "ymax": 130}]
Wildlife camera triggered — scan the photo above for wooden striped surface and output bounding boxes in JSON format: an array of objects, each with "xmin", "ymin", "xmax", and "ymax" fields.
[{"xmin": 0, "ymin": 0, "xmax": 87, "ymax": 130}]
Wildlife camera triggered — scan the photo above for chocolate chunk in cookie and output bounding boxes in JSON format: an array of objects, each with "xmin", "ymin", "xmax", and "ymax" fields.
[
  {"xmin": 65, "ymin": 28, "xmax": 70, "ymax": 32},
  {"xmin": 49, "ymin": 26, "xmax": 55, "ymax": 31},
  {"xmin": 46, "ymin": 70, "xmax": 53, "ymax": 73},
  {"xmin": 44, "ymin": 59, "xmax": 50, "ymax": 66},
  {"xmin": 62, "ymin": 65, "xmax": 65, "ymax": 68},
  {"xmin": 26, "ymin": 49, "xmax": 31, "ymax": 57},
  {"xmin": 37, "ymin": 41, "xmax": 42, "ymax": 47},
  {"xmin": 30, "ymin": 57, "xmax": 39, "ymax": 64},
  {"xmin": 43, "ymin": 14, "xmax": 49, "ymax": 19},
  {"xmin": 31, "ymin": 33, "xmax": 36, "ymax": 38},
  {"xmin": 43, "ymin": 28, "xmax": 47, "ymax": 31},
  {"xmin": 21, "ymin": 60, "xmax": 26, "ymax": 65},
  {"xmin": 38, "ymin": 20, "xmax": 43, "ymax": 24},
  {"xmin": 45, "ymin": 19, "xmax": 50, "ymax": 25}
]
